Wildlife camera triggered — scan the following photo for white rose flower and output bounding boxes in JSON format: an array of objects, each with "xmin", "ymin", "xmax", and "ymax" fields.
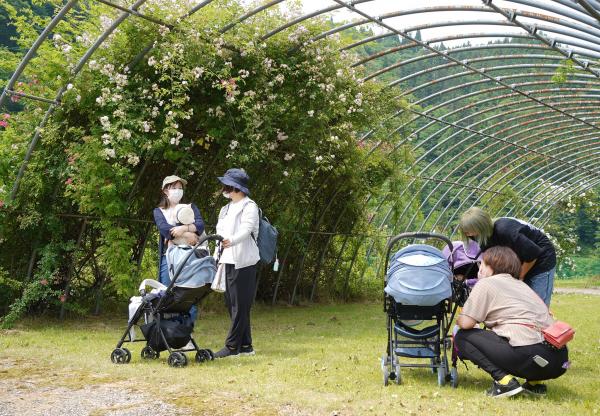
[
  {"xmin": 103, "ymin": 148, "xmax": 116, "ymax": 159},
  {"xmin": 119, "ymin": 129, "xmax": 131, "ymax": 140}
]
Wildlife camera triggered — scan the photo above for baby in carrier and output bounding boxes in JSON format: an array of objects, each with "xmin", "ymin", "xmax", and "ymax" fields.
[{"xmin": 170, "ymin": 205, "xmax": 209, "ymax": 257}]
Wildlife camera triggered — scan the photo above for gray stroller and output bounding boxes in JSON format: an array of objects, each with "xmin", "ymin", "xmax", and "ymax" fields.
[{"xmin": 381, "ymin": 232, "xmax": 462, "ymax": 387}]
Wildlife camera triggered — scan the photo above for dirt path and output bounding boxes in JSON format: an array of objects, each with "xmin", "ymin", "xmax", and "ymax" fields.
[
  {"xmin": 554, "ymin": 287, "xmax": 600, "ymax": 296},
  {"xmin": 0, "ymin": 358, "xmax": 187, "ymax": 416}
]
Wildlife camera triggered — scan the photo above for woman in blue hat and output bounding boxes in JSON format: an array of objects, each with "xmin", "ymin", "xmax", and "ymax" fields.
[
  {"xmin": 153, "ymin": 175, "xmax": 205, "ymax": 327},
  {"xmin": 213, "ymin": 168, "xmax": 260, "ymax": 358}
]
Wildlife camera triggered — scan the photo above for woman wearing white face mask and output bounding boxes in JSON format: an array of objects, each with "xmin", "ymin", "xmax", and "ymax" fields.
[
  {"xmin": 212, "ymin": 168, "xmax": 260, "ymax": 358},
  {"xmin": 152, "ymin": 175, "xmax": 205, "ymax": 326}
]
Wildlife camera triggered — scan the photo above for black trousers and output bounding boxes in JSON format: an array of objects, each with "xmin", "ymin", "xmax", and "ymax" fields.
[
  {"xmin": 224, "ymin": 263, "xmax": 257, "ymax": 350},
  {"xmin": 454, "ymin": 328, "xmax": 568, "ymax": 381}
]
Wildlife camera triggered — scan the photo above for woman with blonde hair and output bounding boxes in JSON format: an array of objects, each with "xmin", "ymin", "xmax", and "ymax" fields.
[{"xmin": 458, "ymin": 207, "xmax": 556, "ymax": 305}]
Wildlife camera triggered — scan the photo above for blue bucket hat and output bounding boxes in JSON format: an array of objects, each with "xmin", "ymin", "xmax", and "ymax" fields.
[{"xmin": 218, "ymin": 168, "xmax": 250, "ymax": 195}]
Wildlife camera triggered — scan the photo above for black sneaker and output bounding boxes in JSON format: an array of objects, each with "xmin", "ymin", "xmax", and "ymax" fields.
[
  {"xmin": 213, "ymin": 346, "xmax": 238, "ymax": 359},
  {"xmin": 486, "ymin": 378, "xmax": 523, "ymax": 398},
  {"xmin": 523, "ymin": 382, "xmax": 547, "ymax": 396},
  {"xmin": 239, "ymin": 345, "xmax": 255, "ymax": 356}
]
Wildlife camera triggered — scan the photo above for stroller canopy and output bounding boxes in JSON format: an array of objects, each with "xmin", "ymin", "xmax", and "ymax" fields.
[
  {"xmin": 442, "ymin": 240, "xmax": 481, "ymax": 270},
  {"xmin": 166, "ymin": 245, "xmax": 216, "ymax": 288},
  {"xmin": 385, "ymin": 244, "xmax": 452, "ymax": 306}
]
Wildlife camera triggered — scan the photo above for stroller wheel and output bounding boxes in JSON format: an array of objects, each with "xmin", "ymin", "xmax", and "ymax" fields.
[
  {"xmin": 111, "ymin": 348, "xmax": 130, "ymax": 364},
  {"xmin": 394, "ymin": 364, "xmax": 402, "ymax": 385},
  {"xmin": 141, "ymin": 346, "xmax": 160, "ymax": 360},
  {"xmin": 437, "ymin": 357, "xmax": 448, "ymax": 386},
  {"xmin": 450, "ymin": 366, "xmax": 459, "ymax": 388},
  {"xmin": 195, "ymin": 349, "xmax": 211, "ymax": 363},
  {"xmin": 168, "ymin": 352, "xmax": 188, "ymax": 368},
  {"xmin": 383, "ymin": 365, "xmax": 390, "ymax": 386}
]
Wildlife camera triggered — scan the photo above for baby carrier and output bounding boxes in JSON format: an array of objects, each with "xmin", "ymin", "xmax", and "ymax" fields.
[
  {"xmin": 381, "ymin": 232, "xmax": 462, "ymax": 387},
  {"xmin": 111, "ymin": 234, "xmax": 222, "ymax": 367}
]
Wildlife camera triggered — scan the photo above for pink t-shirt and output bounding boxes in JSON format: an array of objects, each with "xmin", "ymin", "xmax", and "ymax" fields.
[{"xmin": 460, "ymin": 273, "xmax": 554, "ymax": 347}]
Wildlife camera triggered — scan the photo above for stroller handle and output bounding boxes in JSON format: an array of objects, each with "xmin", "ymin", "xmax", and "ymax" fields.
[{"xmin": 387, "ymin": 232, "xmax": 453, "ymax": 254}]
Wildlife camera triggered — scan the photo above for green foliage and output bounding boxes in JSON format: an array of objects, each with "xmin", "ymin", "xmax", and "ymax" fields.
[{"xmin": 0, "ymin": 0, "xmax": 409, "ymax": 323}]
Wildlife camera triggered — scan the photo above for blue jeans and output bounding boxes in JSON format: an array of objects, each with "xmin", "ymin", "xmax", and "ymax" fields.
[
  {"xmin": 526, "ymin": 267, "xmax": 555, "ymax": 306},
  {"xmin": 159, "ymin": 255, "xmax": 197, "ymax": 326}
]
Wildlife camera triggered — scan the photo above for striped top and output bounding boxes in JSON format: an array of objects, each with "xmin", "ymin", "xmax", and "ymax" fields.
[{"xmin": 460, "ymin": 273, "xmax": 554, "ymax": 347}]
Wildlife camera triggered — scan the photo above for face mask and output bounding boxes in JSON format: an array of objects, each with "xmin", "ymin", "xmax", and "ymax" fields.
[
  {"xmin": 222, "ymin": 192, "xmax": 231, "ymax": 199},
  {"xmin": 168, "ymin": 188, "xmax": 183, "ymax": 204}
]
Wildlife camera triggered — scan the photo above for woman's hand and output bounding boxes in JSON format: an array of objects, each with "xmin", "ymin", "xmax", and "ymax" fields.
[
  {"xmin": 222, "ymin": 239, "xmax": 233, "ymax": 248},
  {"xmin": 170, "ymin": 225, "xmax": 188, "ymax": 238}
]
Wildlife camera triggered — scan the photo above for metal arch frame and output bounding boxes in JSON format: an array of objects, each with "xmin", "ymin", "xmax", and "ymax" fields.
[
  {"xmin": 438, "ymin": 144, "xmax": 600, "ymax": 235},
  {"xmin": 375, "ymin": 90, "xmax": 600, "ymax": 161},
  {"xmin": 364, "ymin": 150, "xmax": 600, "ymax": 284},
  {"xmin": 382, "ymin": 79, "xmax": 600, "ymax": 179},
  {"xmin": 469, "ymin": 135, "xmax": 600, "ymax": 212},
  {"xmin": 429, "ymin": 145, "xmax": 600, "ymax": 237},
  {"xmin": 360, "ymin": 80, "xmax": 600, "ymax": 234},
  {"xmin": 306, "ymin": 113, "xmax": 599, "ymax": 295},
  {"xmin": 517, "ymin": 154, "xmax": 600, "ymax": 213},
  {"xmin": 510, "ymin": 151, "xmax": 599, "ymax": 218},
  {"xmin": 488, "ymin": 140, "xmax": 600, "ymax": 215},
  {"xmin": 3, "ymin": 0, "xmax": 600, "ymax": 304},
  {"xmin": 370, "ymin": 70, "xmax": 600, "ymax": 154},
  {"xmin": 424, "ymin": 126, "xmax": 600, "ymax": 232},
  {"xmin": 518, "ymin": 164, "xmax": 600, "ymax": 225},
  {"xmin": 370, "ymin": 93, "xmax": 600, "ymax": 234},
  {"xmin": 410, "ymin": 127, "xmax": 600, "ymax": 232},
  {"xmin": 442, "ymin": 151, "xmax": 600, "ymax": 237},
  {"xmin": 394, "ymin": 124, "xmax": 600, "ymax": 236},
  {"xmin": 371, "ymin": 151, "xmax": 600, "ymax": 277},
  {"xmin": 323, "ymin": 89, "xmax": 600, "ymax": 294},
  {"xmin": 239, "ymin": 0, "xmax": 599, "ymax": 297},
  {"xmin": 577, "ymin": 0, "xmax": 600, "ymax": 27},
  {"xmin": 305, "ymin": 4, "xmax": 600, "ymax": 60}
]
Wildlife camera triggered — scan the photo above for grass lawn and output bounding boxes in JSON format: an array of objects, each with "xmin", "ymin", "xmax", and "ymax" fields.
[{"xmin": 1, "ymin": 293, "xmax": 599, "ymax": 415}]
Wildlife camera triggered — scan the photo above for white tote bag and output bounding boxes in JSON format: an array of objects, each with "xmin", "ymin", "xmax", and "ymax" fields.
[{"xmin": 211, "ymin": 263, "xmax": 226, "ymax": 293}]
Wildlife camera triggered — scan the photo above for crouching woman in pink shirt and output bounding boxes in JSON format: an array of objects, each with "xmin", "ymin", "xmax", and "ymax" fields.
[{"xmin": 455, "ymin": 246, "xmax": 569, "ymax": 398}]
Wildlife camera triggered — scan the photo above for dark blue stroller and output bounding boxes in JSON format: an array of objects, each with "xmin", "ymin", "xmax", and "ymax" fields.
[{"xmin": 381, "ymin": 232, "xmax": 464, "ymax": 387}]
